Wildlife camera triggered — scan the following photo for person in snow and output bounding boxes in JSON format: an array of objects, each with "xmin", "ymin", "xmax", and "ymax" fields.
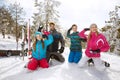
[
  {"xmin": 67, "ymin": 24, "xmax": 84, "ymax": 63},
  {"xmin": 27, "ymin": 31, "xmax": 53, "ymax": 70},
  {"xmin": 46, "ymin": 22, "xmax": 65, "ymax": 63},
  {"xmin": 78, "ymin": 23, "xmax": 110, "ymax": 71}
]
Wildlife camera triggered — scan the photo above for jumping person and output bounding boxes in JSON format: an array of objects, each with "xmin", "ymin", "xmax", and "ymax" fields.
[{"xmin": 78, "ymin": 23, "xmax": 110, "ymax": 71}]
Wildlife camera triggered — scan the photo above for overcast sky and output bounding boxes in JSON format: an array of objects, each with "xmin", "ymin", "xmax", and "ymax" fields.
[{"xmin": 4, "ymin": 0, "xmax": 120, "ymax": 30}]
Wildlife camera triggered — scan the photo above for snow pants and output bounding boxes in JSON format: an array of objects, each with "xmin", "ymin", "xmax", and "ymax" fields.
[
  {"xmin": 68, "ymin": 51, "xmax": 82, "ymax": 63},
  {"xmin": 27, "ymin": 58, "xmax": 49, "ymax": 70},
  {"xmin": 46, "ymin": 52, "xmax": 65, "ymax": 63},
  {"xmin": 79, "ymin": 56, "xmax": 105, "ymax": 71}
]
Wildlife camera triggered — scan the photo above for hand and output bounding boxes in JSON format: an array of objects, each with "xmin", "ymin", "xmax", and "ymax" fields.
[
  {"xmin": 38, "ymin": 27, "xmax": 43, "ymax": 32},
  {"xmin": 42, "ymin": 34, "xmax": 48, "ymax": 39},
  {"xmin": 80, "ymin": 38, "xmax": 87, "ymax": 42},
  {"xmin": 84, "ymin": 28, "xmax": 90, "ymax": 31},
  {"xmin": 58, "ymin": 47, "xmax": 64, "ymax": 53},
  {"xmin": 43, "ymin": 30, "xmax": 50, "ymax": 36},
  {"xmin": 90, "ymin": 49, "xmax": 100, "ymax": 53}
]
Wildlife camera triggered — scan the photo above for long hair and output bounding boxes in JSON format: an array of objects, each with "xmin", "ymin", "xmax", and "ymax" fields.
[
  {"xmin": 87, "ymin": 24, "xmax": 99, "ymax": 41},
  {"xmin": 33, "ymin": 38, "xmax": 45, "ymax": 51}
]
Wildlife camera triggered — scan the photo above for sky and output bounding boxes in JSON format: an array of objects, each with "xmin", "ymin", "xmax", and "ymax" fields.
[{"xmin": 2, "ymin": 0, "xmax": 120, "ymax": 30}]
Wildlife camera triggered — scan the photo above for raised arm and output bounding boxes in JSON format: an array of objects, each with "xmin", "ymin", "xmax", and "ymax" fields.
[{"xmin": 78, "ymin": 28, "xmax": 90, "ymax": 40}]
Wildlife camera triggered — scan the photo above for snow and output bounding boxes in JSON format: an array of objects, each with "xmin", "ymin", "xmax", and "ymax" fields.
[
  {"xmin": 0, "ymin": 34, "xmax": 120, "ymax": 80},
  {"xmin": 0, "ymin": 48, "xmax": 120, "ymax": 80},
  {"xmin": 0, "ymin": 34, "xmax": 22, "ymax": 50}
]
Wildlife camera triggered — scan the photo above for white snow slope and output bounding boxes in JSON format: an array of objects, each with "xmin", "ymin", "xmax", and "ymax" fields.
[{"xmin": 0, "ymin": 47, "xmax": 120, "ymax": 80}]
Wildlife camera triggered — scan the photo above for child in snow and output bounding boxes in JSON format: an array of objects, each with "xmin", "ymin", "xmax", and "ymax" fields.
[
  {"xmin": 27, "ymin": 31, "xmax": 53, "ymax": 70},
  {"xmin": 67, "ymin": 24, "xmax": 85, "ymax": 63},
  {"xmin": 78, "ymin": 23, "xmax": 110, "ymax": 71}
]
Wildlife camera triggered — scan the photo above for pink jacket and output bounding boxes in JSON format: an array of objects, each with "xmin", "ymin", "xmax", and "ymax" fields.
[{"xmin": 78, "ymin": 30, "xmax": 110, "ymax": 58}]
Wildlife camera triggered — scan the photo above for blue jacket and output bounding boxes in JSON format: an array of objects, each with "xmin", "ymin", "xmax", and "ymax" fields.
[{"xmin": 32, "ymin": 34, "xmax": 53, "ymax": 60}]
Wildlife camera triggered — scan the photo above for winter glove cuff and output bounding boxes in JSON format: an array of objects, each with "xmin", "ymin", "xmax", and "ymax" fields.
[{"xmin": 84, "ymin": 28, "xmax": 90, "ymax": 31}]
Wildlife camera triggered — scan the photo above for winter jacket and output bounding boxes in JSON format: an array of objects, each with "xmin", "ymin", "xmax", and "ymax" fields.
[
  {"xmin": 32, "ymin": 34, "xmax": 53, "ymax": 60},
  {"xmin": 78, "ymin": 30, "xmax": 110, "ymax": 58},
  {"xmin": 67, "ymin": 31, "xmax": 82, "ymax": 52},
  {"xmin": 47, "ymin": 29, "xmax": 65, "ymax": 52}
]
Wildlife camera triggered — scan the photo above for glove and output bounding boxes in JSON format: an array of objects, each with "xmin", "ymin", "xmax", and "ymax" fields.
[
  {"xmin": 90, "ymin": 49, "xmax": 100, "ymax": 53},
  {"xmin": 38, "ymin": 26, "xmax": 43, "ymax": 32},
  {"xmin": 58, "ymin": 47, "xmax": 64, "ymax": 53},
  {"xmin": 43, "ymin": 30, "xmax": 50, "ymax": 36},
  {"xmin": 84, "ymin": 28, "xmax": 90, "ymax": 31},
  {"xmin": 42, "ymin": 34, "xmax": 48, "ymax": 39},
  {"xmin": 80, "ymin": 38, "xmax": 87, "ymax": 42}
]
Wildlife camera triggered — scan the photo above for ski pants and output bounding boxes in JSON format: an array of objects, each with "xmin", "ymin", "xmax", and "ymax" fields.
[
  {"xmin": 68, "ymin": 51, "xmax": 82, "ymax": 63},
  {"xmin": 46, "ymin": 52, "xmax": 65, "ymax": 63},
  {"xmin": 27, "ymin": 58, "xmax": 49, "ymax": 70},
  {"xmin": 79, "ymin": 55, "xmax": 105, "ymax": 71}
]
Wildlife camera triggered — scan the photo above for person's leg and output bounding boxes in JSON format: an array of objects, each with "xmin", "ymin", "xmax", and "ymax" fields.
[
  {"xmin": 50, "ymin": 52, "xmax": 65, "ymax": 62},
  {"xmin": 27, "ymin": 58, "xmax": 38, "ymax": 70},
  {"xmin": 46, "ymin": 52, "xmax": 51, "ymax": 63},
  {"xmin": 78, "ymin": 55, "xmax": 90, "ymax": 67},
  {"xmin": 73, "ymin": 51, "xmax": 82, "ymax": 63},
  {"xmin": 68, "ymin": 51, "xmax": 75, "ymax": 63},
  {"xmin": 39, "ymin": 58, "xmax": 49, "ymax": 68},
  {"xmin": 93, "ymin": 58, "xmax": 105, "ymax": 71}
]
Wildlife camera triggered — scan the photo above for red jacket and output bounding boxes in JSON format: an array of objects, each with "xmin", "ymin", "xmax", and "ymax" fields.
[{"xmin": 79, "ymin": 30, "xmax": 110, "ymax": 58}]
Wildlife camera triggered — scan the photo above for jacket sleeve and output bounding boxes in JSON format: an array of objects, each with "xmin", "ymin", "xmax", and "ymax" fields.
[
  {"xmin": 32, "ymin": 49, "xmax": 36, "ymax": 57},
  {"xmin": 45, "ymin": 34, "xmax": 53, "ymax": 46},
  {"xmin": 60, "ymin": 33, "xmax": 65, "ymax": 48},
  {"xmin": 78, "ymin": 30, "xmax": 87, "ymax": 40},
  {"xmin": 97, "ymin": 35, "xmax": 110, "ymax": 52},
  {"xmin": 67, "ymin": 29, "xmax": 71, "ymax": 38}
]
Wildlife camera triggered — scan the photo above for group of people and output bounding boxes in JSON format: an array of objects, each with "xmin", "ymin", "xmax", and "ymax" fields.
[{"xmin": 26, "ymin": 22, "xmax": 110, "ymax": 71}]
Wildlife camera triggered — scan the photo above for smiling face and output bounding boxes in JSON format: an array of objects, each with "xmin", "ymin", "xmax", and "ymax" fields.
[
  {"xmin": 36, "ymin": 34, "xmax": 42, "ymax": 40},
  {"xmin": 72, "ymin": 25, "xmax": 77, "ymax": 32},
  {"xmin": 90, "ymin": 24, "xmax": 98, "ymax": 32}
]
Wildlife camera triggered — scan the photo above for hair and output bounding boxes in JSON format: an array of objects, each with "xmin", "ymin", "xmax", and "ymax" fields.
[
  {"xmin": 33, "ymin": 38, "xmax": 45, "ymax": 51},
  {"xmin": 71, "ymin": 24, "xmax": 77, "ymax": 28},
  {"xmin": 87, "ymin": 23, "xmax": 99, "ymax": 41},
  {"xmin": 49, "ymin": 22, "xmax": 55, "ymax": 26}
]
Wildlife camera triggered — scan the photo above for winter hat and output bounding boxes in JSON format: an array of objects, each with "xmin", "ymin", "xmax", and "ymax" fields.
[{"xmin": 34, "ymin": 31, "xmax": 42, "ymax": 37}]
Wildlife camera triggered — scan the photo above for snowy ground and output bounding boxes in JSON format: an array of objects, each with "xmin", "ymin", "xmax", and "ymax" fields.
[{"xmin": 0, "ymin": 48, "xmax": 120, "ymax": 80}]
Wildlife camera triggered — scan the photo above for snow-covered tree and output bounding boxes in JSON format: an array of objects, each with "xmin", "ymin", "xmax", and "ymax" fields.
[
  {"xmin": 101, "ymin": 5, "xmax": 120, "ymax": 55},
  {"xmin": 32, "ymin": 0, "xmax": 61, "ymax": 31}
]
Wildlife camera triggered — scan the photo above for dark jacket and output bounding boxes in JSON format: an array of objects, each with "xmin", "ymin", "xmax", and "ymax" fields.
[
  {"xmin": 47, "ymin": 29, "xmax": 65, "ymax": 52},
  {"xmin": 67, "ymin": 31, "xmax": 82, "ymax": 52}
]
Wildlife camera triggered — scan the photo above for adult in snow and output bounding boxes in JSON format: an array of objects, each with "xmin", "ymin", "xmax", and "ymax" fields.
[
  {"xmin": 67, "ymin": 24, "xmax": 85, "ymax": 63},
  {"xmin": 46, "ymin": 22, "xmax": 65, "ymax": 63},
  {"xmin": 78, "ymin": 23, "xmax": 110, "ymax": 71},
  {"xmin": 27, "ymin": 31, "xmax": 53, "ymax": 70}
]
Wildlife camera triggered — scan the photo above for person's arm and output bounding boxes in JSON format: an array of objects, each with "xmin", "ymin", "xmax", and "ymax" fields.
[
  {"xmin": 97, "ymin": 35, "xmax": 110, "ymax": 52},
  {"xmin": 78, "ymin": 28, "xmax": 89, "ymax": 40},
  {"xmin": 44, "ymin": 31, "xmax": 53, "ymax": 46},
  {"xmin": 67, "ymin": 27, "xmax": 72, "ymax": 38},
  {"xmin": 59, "ymin": 33, "xmax": 65, "ymax": 53}
]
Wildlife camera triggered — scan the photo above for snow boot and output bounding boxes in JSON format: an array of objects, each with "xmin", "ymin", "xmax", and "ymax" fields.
[{"xmin": 104, "ymin": 61, "xmax": 110, "ymax": 67}]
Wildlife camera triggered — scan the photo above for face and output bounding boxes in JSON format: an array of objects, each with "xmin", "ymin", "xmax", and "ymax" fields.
[
  {"xmin": 36, "ymin": 35, "xmax": 42, "ymax": 40},
  {"xmin": 90, "ymin": 25, "xmax": 98, "ymax": 32},
  {"xmin": 49, "ymin": 24, "xmax": 55, "ymax": 30},
  {"xmin": 72, "ymin": 26, "xmax": 77, "ymax": 32}
]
